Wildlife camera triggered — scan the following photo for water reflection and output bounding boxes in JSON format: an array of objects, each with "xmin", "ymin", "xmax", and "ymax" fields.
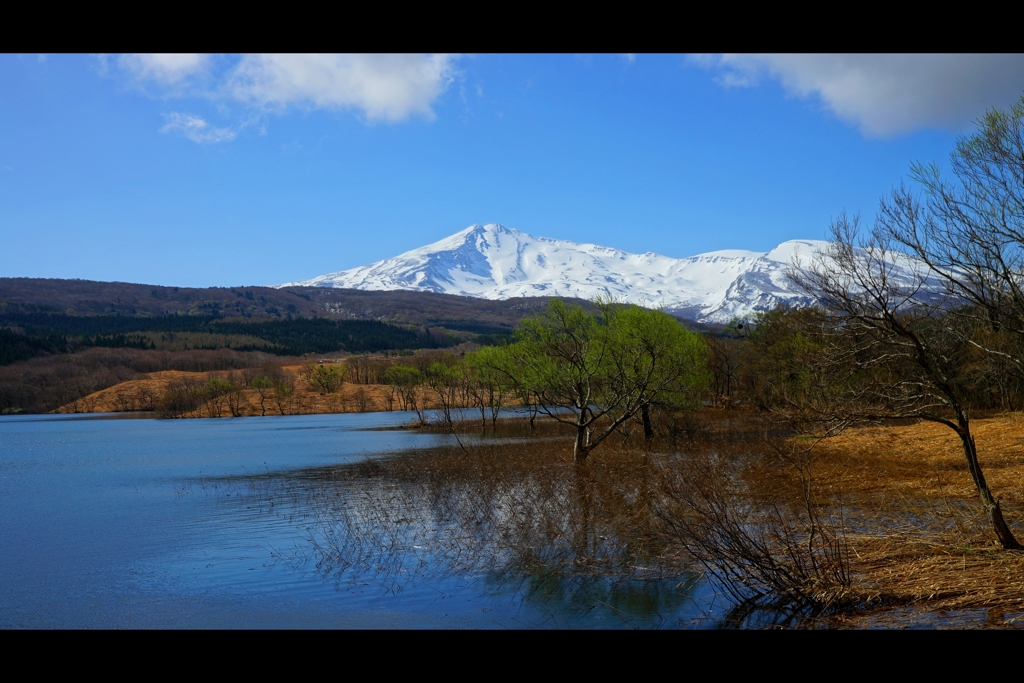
[
  {"xmin": 205, "ymin": 443, "xmax": 708, "ymax": 628},
  {"xmin": 1, "ymin": 411, "xmax": 718, "ymax": 628}
]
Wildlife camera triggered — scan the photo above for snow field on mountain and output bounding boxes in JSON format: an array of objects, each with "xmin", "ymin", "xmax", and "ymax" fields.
[{"xmin": 276, "ymin": 224, "xmax": 905, "ymax": 323}]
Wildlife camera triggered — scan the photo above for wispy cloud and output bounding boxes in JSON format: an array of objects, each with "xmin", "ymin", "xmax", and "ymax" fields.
[
  {"xmin": 692, "ymin": 54, "xmax": 1024, "ymax": 137},
  {"xmin": 226, "ymin": 54, "xmax": 456, "ymax": 122},
  {"xmin": 119, "ymin": 53, "xmax": 210, "ymax": 86},
  {"xmin": 160, "ymin": 113, "xmax": 236, "ymax": 144}
]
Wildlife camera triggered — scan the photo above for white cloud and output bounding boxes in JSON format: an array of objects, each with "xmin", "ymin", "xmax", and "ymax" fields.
[
  {"xmin": 226, "ymin": 54, "xmax": 457, "ymax": 122},
  {"xmin": 117, "ymin": 54, "xmax": 458, "ymax": 142},
  {"xmin": 160, "ymin": 113, "xmax": 236, "ymax": 144},
  {"xmin": 693, "ymin": 54, "xmax": 1024, "ymax": 137},
  {"xmin": 119, "ymin": 54, "xmax": 210, "ymax": 85}
]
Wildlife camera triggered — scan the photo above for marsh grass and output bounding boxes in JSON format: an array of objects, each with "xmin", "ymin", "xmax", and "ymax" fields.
[
  {"xmin": 654, "ymin": 441, "xmax": 860, "ymax": 627},
  {"xmin": 801, "ymin": 419, "xmax": 1024, "ymax": 622}
]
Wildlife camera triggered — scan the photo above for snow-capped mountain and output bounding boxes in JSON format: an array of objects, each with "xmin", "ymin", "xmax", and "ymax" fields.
[{"xmin": 275, "ymin": 224, "xmax": 847, "ymax": 323}]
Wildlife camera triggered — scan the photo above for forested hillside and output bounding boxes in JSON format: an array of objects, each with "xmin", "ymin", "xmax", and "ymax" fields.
[
  {"xmin": 0, "ymin": 310, "xmax": 457, "ymax": 359},
  {"xmin": 0, "ymin": 278, "xmax": 592, "ymax": 331}
]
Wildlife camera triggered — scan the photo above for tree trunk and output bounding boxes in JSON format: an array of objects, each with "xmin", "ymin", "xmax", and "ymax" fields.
[
  {"xmin": 957, "ymin": 423, "xmax": 1021, "ymax": 550},
  {"xmin": 574, "ymin": 409, "xmax": 591, "ymax": 463},
  {"xmin": 577, "ymin": 405, "xmax": 593, "ymax": 464},
  {"xmin": 641, "ymin": 403, "xmax": 655, "ymax": 443},
  {"xmin": 574, "ymin": 425, "xmax": 590, "ymax": 462}
]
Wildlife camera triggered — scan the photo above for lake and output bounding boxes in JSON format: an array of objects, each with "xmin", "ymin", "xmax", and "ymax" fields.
[{"xmin": 0, "ymin": 411, "xmax": 714, "ymax": 629}]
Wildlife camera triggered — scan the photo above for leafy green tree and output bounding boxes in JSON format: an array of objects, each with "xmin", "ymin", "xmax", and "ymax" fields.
[
  {"xmin": 305, "ymin": 363, "xmax": 347, "ymax": 394},
  {"xmin": 426, "ymin": 361, "xmax": 461, "ymax": 429},
  {"xmin": 272, "ymin": 379, "xmax": 294, "ymax": 415},
  {"xmin": 251, "ymin": 376, "xmax": 273, "ymax": 416},
  {"xmin": 486, "ymin": 299, "xmax": 709, "ymax": 462},
  {"xmin": 201, "ymin": 376, "xmax": 238, "ymax": 417},
  {"xmin": 384, "ymin": 364, "xmax": 427, "ymax": 423},
  {"xmin": 743, "ymin": 307, "xmax": 839, "ymax": 420},
  {"xmin": 601, "ymin": 302, "xmax": 709, "ymax": 442},
  {"xmin": 464, "ymin": 345, "xmax": 513, "ymax": 428}
]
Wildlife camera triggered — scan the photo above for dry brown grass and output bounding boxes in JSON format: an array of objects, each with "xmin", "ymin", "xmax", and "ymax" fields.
[
  {"xmin": 55, "ymin": 364, "xmax": 450, "ymax": 417},
  {"xmin": 743, "ymin": 415, "xmax": 1024, "ymax": 622},
  {"xmin": 55, "ymin": 370, "xmax": 199, "ymax": 413}
]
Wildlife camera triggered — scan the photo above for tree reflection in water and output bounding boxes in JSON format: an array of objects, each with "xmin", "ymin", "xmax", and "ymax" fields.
[
  {"xmin": 206, "ymin": 413, "xmax": 855, "ymax": 628},
  {"xmin": 221, "ymin": 439, "xmax": 706, "ymax": 627}
]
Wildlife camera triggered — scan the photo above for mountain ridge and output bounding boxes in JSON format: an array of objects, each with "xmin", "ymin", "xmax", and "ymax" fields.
[{"xmin": 278, "ymin": 223, "xmax": 828, "ymax": 323}]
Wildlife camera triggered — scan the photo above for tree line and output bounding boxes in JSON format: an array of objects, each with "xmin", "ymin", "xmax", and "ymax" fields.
[
  {"xmin": 157, "ymin": 366, "xmax": 296, "ymax": 418},
  {"xmin": 0, "ymin": 313, "xmax": 464, "ymax": 366},
  {"xmin": 0, "ymin": 347, "xmax": 284, "ymax": 414}
]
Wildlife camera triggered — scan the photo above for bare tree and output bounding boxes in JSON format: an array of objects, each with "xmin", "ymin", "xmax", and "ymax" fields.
[
  {"xmin": 789, "ymin": 215, "xmax": 1021, "ymax": 549},
  {"xmin": 874, "ymin": 96, "xmax": 1024, "ymax": 391},
  {"xmin": 353, "ymin": 387, "xmax": 371, "ymax": 412},
  {"xmin": 706, "ymin": 335, "xmax": 744, "ymax": 407},
  {"xmin": 226, "ymin": 384, "xmax": 245, "ymax": 417},
  {"xmin": 426, "ymin": 362, "xmax": 461, "ymax": 431},
  {"xmin": 656, "ymin": 439, "xmax": 851, "ymax": 618}
]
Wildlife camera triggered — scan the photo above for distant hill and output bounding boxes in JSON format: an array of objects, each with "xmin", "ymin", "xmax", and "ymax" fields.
[
  {"xmin": 0, "ymin": 277, "xmax": 595, "ymax": 334},
  {"xmin": 0, "ymin": 278, "xmax": 620, "ymax": 364}
]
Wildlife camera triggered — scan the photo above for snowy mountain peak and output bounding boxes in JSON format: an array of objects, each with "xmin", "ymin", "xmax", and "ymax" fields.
[
  {"xmin": 277, "ymin": 225, "xmax": 835, "ymax": 323},
  {"xmin": 763, "ymin": 239, "xmax": 831, "ymax": 265},
  {"xmin": 430, "ymin": 223, "xmax": 520, "ymax": 251}
]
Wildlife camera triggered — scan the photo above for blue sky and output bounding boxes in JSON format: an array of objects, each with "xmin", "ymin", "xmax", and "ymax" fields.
[{"xmin": 3, "ymin": 54, "xmax": 1024, "ymax": 288}]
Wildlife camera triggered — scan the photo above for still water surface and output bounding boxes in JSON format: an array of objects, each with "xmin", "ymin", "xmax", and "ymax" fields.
[{"xmin": 1, "ymin": 411, "xmax": 710, "ymax": 628}]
